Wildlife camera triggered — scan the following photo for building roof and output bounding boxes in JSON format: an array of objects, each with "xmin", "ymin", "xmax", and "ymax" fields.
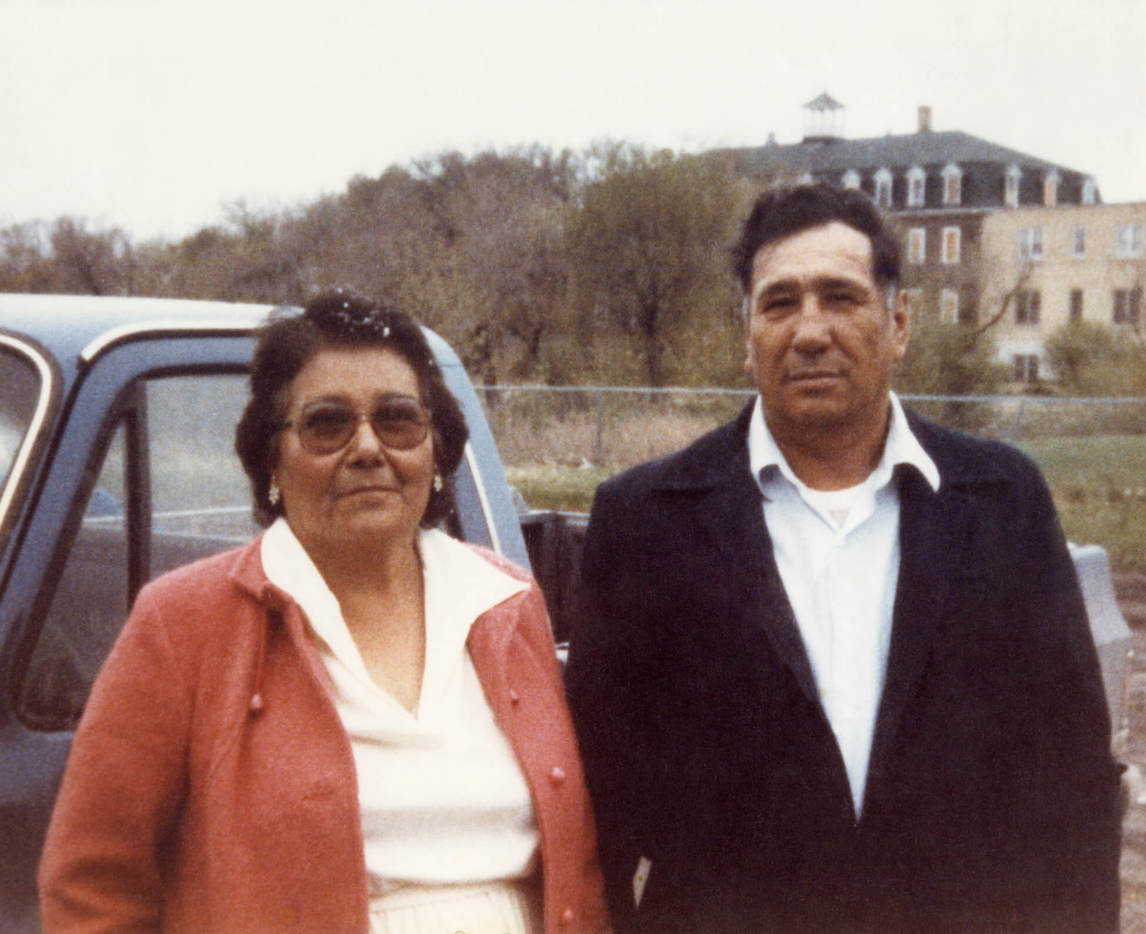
[{"xmin": 724, "ymin": 130, "xmax": 1085, "ymax": 178}]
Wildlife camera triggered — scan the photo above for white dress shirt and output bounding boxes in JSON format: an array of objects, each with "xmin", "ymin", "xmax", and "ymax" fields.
[
  {"xmin": 748, "ymin": 393, "xmax": 939, "ymax": 816},
  {"xmin": 260, "ymin": 520, "xmax": 541, "ymax": 895}
]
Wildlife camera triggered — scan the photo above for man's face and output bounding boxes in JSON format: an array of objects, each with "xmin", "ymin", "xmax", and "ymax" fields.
[{"xmin": 745, "ymin": 221, "xmax": 909, "ymax": 441}]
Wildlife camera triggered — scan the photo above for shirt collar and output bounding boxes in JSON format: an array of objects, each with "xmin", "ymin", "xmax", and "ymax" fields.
[
  {"xmin": 748, "ymin": 391, "xmax": 940, "ymax": 496},
  {"xmin": 259, "ymin": 519, "xmax": 528, "ymax": 680}
]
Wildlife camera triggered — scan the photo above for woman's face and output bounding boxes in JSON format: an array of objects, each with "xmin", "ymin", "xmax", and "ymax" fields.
[{"xmin": 274, "ymin": 346, "xmax": 435, "ymax": 561}]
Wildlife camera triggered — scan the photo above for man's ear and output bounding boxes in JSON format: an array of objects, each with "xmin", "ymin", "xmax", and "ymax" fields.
[{"xmin": 890, "ymin": 289, "xmax": 911, "ymax": 362}]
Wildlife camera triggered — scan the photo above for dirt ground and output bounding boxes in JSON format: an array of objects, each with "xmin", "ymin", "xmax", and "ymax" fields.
[{"xmin": 1113, "ymin": 570, "xmax": 1146, "ymax": 931}]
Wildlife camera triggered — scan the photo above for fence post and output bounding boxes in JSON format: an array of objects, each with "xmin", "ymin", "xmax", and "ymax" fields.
[
  {"xmin": 594, "ymin": 389, "xmax": 604, "ymax": 466},
  {"xmin": 1009, "ymin": 398, "xmax": 1027, "ymax": 443}
]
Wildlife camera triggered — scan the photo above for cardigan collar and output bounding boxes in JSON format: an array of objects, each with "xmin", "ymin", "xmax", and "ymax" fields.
[{"xmin": 225, "ymin": 525, "xmax": 531, "ymax": 715}]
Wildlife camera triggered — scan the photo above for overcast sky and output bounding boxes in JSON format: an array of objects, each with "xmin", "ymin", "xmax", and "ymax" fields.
[{"xmin": 2, "ymin": 0, "xmax": 1144, "ymax": 242}]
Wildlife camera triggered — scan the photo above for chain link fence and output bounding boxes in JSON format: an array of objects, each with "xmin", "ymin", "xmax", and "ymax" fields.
[{"xmin": 476, "ymin": 385, "xmax": 1146, "ymax": 472}]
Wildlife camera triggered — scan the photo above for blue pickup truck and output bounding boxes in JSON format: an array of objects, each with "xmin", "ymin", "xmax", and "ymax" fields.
[{"xmin": 0, "ymin": 294, "xmax": 1133, "ymax": 931}]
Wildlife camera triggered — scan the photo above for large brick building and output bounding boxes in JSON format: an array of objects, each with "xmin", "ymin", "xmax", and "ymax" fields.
[{"xmin": 715, "ymin": 95, "xmax": 1125, "ymax": 382}]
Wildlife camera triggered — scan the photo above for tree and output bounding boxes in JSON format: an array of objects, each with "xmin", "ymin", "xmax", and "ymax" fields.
[
  {"xmin": 896, "ymin": 319, "xmax": 1006, "ymax": 396},
  {"xmin": 1045, "ymin": 320, "xmax": 1146, "ymax": 395},
  {"xmin": 0, "ymin": 222, "xmax": 55, "ymax": 293},
  {"xmin": 565, "ymin": 143, "xmax": 745, "ymax": 385}
]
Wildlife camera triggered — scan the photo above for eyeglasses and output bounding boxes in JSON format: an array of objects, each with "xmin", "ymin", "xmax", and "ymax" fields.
[{"xmin": 281, "ymin": 395, "xmax": 431, "ymax": 454}]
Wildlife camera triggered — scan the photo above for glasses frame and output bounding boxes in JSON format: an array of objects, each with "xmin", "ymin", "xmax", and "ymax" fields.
[{"xmin": 279, "ymin": 394, "xmax": 432, "ymax": 455}]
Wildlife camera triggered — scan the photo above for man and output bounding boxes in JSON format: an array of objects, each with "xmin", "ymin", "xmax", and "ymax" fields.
[{"xmin": 565, "ymin": 183, "xmax": 1121, "ymax": 933}]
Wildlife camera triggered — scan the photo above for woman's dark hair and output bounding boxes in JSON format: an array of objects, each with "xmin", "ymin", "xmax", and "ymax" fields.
[
  {"xmin": 235, "ymin": 288, "xmax": 469, "ymax": 528},
  {"xmin": 732, "ymin": 182, "xmax": 901, "ymax": 293}
]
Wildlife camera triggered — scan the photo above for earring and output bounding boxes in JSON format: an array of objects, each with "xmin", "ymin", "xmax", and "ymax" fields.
[
  {"xmin": 268, "ymin": 481, "xmax": 281, "ymax": 506},
  {"xmin": 433, "ymin": 473, "xmax": 443, "ymax": 493}
]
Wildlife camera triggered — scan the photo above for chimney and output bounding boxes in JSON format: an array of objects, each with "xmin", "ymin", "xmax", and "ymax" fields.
[{"xmin": 918, "ymin": 105, "xmax": 932, "ymax": 133}]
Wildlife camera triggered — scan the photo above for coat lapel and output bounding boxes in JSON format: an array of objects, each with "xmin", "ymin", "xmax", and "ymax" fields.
[
  {"xmin": 864, "ymin": 453, "xmax": 980, "ymax": 806},
  {"xmin": 660, "ymin": 407, "xmax": 821, "ymax": 712}
]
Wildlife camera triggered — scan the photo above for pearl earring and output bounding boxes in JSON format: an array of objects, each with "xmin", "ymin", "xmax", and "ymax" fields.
[
  {"xmin": 268, "ymin": 481, "xmax": 281, "ymax": 506},
  {"xmin": 433, "ymin": 473, "xmax": 443, "ymax": 493}
]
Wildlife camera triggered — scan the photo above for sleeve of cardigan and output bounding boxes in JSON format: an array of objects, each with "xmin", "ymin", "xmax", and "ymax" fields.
[{"xmin": 38, "ymin": 582, "xmax": 194, "ymax": 933}]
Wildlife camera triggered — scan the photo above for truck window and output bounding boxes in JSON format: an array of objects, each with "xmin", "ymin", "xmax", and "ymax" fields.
[
  {"xmin": 19, "ymin": 423, "xmax": 130, "ymax": 724},
  {"xmin": 18, "ymin": 372, "xmax": 261, "ymax": 729},
  {"xmin": 147, "ymin": 373, "xmax": 260, "ymax": 574},
  {"xmin": 0, "ymin": 348, "xmax": 43, "ymax": 548}
]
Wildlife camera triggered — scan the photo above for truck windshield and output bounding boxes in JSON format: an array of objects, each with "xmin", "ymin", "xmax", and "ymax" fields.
[{"xmin": 0, "ymin": 348, "xmax": 42, "ymax": 512}]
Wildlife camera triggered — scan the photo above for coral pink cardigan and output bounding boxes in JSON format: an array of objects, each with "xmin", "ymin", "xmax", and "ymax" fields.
[{"xmin": 39, "ymin": 538, "xmax": 608, "ymax": 933}]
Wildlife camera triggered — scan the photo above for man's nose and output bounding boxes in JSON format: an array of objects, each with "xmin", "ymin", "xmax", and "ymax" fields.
[{"xmin": 791, "ymin": 297, "xmax": 832, "ymax": 351}]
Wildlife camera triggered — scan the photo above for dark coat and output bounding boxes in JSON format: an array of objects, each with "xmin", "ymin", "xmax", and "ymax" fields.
[{"xmin": 565, "ymin": 403, "xmax": 1121, "ymax": 933}]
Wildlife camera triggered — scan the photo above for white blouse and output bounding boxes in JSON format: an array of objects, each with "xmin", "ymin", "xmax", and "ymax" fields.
[{"xmin": 260, "ymin": 519, "xmax": 541, "ymax": 897}]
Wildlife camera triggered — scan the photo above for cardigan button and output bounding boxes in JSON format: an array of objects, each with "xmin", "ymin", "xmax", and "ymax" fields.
[
  {"xmin": 560, "ymin": 907, "xmax": 575, "ymax": 924},
  {"xmin": 550, "ymin": 766, "xmax": 566, "ymax": 785},
  {"xmin": 509, "ymin": 688, "xmax": 521, "ymax": 704}
]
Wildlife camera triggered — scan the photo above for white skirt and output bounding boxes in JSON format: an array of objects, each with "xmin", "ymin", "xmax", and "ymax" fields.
[{"xmin": 368, "ymin": 879, "xmax": 542, "ymax": 934}]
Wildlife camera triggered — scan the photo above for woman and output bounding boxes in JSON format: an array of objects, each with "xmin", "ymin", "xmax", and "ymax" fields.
[{"xmin": 39, "ymin": 290, "xmax": 609, "ymax": 933}]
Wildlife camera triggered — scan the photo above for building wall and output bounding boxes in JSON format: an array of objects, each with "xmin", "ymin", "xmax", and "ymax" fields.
[
  {"xmin": 980, "ymin": 203, "xmax": 1146, "ymax": 381},
  {"xmin": 896, "ymin": 210, "xmax": 987, "ymax": 328}
]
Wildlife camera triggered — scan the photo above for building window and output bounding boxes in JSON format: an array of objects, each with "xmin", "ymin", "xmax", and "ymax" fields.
[
  {"xmin": 903, "ymin": 288, "xmax": 923, "ymax": 319},
  {"xmin": 940, "ymin": 289, "xmax": 960, "ymax": 324},
  {"xmin": 941, "ymin": 163, "xmax": 963, "ymax": 206},
  {"xmin": 1082, "ymin": 177, "xmax": 1097, "ymax": 205},
  {"xmin": 874, "ymin": 168, "xmax": 893, "ymax": 208},
  {"xmin": 1070, "ymin": 289, "xmax": 1084, "ymax": 322},
  {"xmin": 907, "ymin": 228, "xmax": 926, "ymax": 264},
  {"xmin": 841, "ymin": 169, "xmax": 860, "ymax": 190},
  {"xmin": 1016, "ymin": 289, "xmax": 1041, "ymax": 325},
  {"xmin": 1018, "ymin": 227, "xmax": 1044, "ymax": 261},
  {"xmin": 1071, "ymin": 226, "xmax": 1086, "ymax": 258},
  {"xmin": 907, "ymin": 166, "xmax": 926, "ymax": 207},
  {"xmin": 1004, "ymin": 164, "xmax": 1022, "ymax": 207},
  {"xmin": 1113, "ymin": 288, "xmax": 1143, "ymax": 325},
  {"xmin": 1116, "ymin": 223, "xmax": 1144, "ymax": 259},
  {"xmin": 1012, "ymin": 354, "xmax": 1040, "ymax": 384},
  {"xmin": 1043, "ymin": 170, "xmax": 1060, "ymax": 207},
  {"xmin": 941, "ymin": 226, "xmax": 961, "ymax": 264}
]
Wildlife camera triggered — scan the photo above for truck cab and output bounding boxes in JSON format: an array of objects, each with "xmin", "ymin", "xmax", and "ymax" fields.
[{"xmin": 0, "ymin": 294, "xmax": 528, "ymax": 932}]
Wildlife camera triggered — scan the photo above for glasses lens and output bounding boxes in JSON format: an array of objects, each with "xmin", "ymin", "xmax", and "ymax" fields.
[
  {"xmin": 299, "ymin": 404, "xmax": 357, "ymax": 452},
  {"xmin": 372, "ymin": 398, "xmax": 430, "ymax": 449}
]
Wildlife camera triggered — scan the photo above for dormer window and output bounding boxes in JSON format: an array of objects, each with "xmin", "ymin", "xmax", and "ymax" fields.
[
  {"xmin": 941, "ymin": 163, "xmax": 963, "ymax": 206},
  {"xmin": 906, "ymin": 166, "xmax": 926, "ymax": 208},
  {"xmin": 1082, "ymin": 177, "xmax": 1098, "ymax": 205},
  {"xmin": 798, "ymin": 171, "xmax": 815, "ymax": 185},
  {"xmin": 1004, "ymin": 165, "xmax": 1022, "ymax": 207},
  {"xmin": 841, "ymin": 170, "xmax": 861, "ymax": 190},
  {"xmin": 874, "ymin": 168, "xmax": 893, "ymax": 208},
  {"xmin": 1043, "ymin": 170, "xmax": 1060, "ymax": 207}
]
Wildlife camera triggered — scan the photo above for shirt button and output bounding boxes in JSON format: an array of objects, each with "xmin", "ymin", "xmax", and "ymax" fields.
[
  {"xmin": 550, "ymin": 766, "xmax": 566, "ymax": 785},
  {"xmin": 560, "ymin": 907, "xmax": 575, "ymax": 924}
]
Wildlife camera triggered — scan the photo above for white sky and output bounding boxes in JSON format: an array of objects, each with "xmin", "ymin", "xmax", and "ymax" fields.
[{"xmin": 2, "ymin": 0, "xmax": 1144, "ymax": 242}]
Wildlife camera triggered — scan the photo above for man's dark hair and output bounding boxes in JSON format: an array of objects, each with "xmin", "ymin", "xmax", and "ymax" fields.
[
  {"xmin": 732, "ymin": 182, "xmax": 901, "ymax": 293},
  {"xmin": 235, "ymin": 288, "xmax": 468, "ymax": 528}
]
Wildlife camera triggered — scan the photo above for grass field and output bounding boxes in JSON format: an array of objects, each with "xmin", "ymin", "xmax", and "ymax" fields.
[
  {"xmin": 506, "ymin": 433, "xmax": 1146, "ymax": 570},
  {"xmin": 1017, "ymin": 435, "xmax": 1146, "ymax": 570}
]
